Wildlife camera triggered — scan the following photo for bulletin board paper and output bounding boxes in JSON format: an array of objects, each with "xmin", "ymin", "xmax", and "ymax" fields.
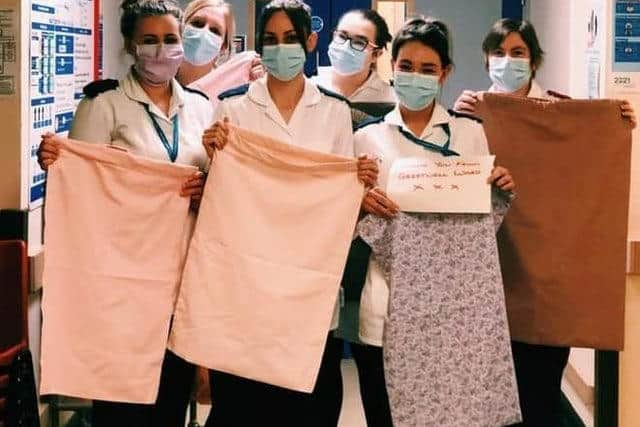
[
  {"xmin": 29, "ymin": 0, "xmax": 98, "ymax": 208},
  {"xmin": 0, "ymin": 8, "xmax": 17, "ymax": 97}
]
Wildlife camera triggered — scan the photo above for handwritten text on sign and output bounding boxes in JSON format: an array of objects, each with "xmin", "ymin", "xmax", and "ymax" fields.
[{"xmin": 387, "ymin": 155, "xmax": 495, "ymax": 213}]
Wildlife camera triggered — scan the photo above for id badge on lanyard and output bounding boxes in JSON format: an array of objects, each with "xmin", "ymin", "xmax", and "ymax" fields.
[{"xmin": 144, "ymin": 104, "xmax": 180, "ymax": 162}]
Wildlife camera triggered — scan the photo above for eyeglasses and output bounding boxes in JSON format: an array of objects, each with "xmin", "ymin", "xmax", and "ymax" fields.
[{"xmin": 332, "ymin": 30, "xmax": 378, "ymax": 52}]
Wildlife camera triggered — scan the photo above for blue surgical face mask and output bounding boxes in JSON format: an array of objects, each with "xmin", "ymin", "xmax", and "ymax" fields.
[
  {"xmin": 489, "ymin": 56, "xmax": 532, "ymax": 93},
  {"xmin": 393, "ymin": 71, "xmax": 440, "ymax": 111},
  {"xmin": 261, "ymin": 44, "xmax": 306, "ymax": 82},
  {"xmin": 328, "ymin": 41, "xmax": 368, "ymax": 75},
  {"xmin": 183, "ymin": 25, "xmax": 223, "ymax": 66}
]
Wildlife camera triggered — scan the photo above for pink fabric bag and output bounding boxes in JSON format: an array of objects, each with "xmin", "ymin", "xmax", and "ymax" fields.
[
  {"xmin": 190, "ymin": 51, "xmax": 258, "ymax": 109},
  {"xmin": 40, "ymin": 138, "xmax": 197, "ymax": 403},
  {"xmin": 169, "ymin": 125, "xmax": 363, "ymax": 393}
]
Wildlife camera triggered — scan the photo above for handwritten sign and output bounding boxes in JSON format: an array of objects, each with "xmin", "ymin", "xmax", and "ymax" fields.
[{"xmin": 387, "ymin": 155, "xmax": 495, "ymax": 213}]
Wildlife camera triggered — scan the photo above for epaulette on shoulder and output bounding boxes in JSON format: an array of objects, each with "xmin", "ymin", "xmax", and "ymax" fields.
[
  {"xmin": 546, "ymin": 90, "xmax": 572, "ymax": 100},
  {"xmin": 83, "ymin": 79, "xmax": 119, "ymax": 99},
  {"xmin": 317, "ymin": 85, "xmax": 351, "ymax": 105},
  {"xmin": 182, "ymin": 85, "xmax": 209, "ymax": 100},
  {"xmin": 448, "ymin": 109, "xmax": 483, "ymax": 124},
  {"xmin": 354, "ymin": 115, "xmax": 384, "ymax": 131},
  {"xmin": 217, "ymin": 83, "xmax": 250, "ymax": 101}
]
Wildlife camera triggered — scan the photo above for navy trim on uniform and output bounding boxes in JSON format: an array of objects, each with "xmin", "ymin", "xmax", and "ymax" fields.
[
  {"xmin": 546, "ymin": 90, "xmax": 571, "ymax": 100},
  {"xmin": 398, "ymin": 123, "xmax": 460, "ymax": 157},
  {"xmin": 317, "ymin": 85, "xmax": 351, "ymax": 105},
  {"xmin": 448, "ymin": 109, "xmax": 483, "ymax": 123},
  {"xmin": 354, "ymin": 115, "xmax": 384, "ymax": 131},
  {"xmin": 182, "ymin": 85, "xmax": 210, "ymax": 100},
  {"xmin": 83, "ymin": 79, "xmax": 119, "ymax": 98},
  {"xmin": 217, "ymin": 83, "xmax": 250, "ymax": 100}
]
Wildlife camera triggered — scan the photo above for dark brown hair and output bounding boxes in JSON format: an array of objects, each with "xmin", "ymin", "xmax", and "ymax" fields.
[
  {"xmin": 120, "ymin": 0, "xmax": 183, "ymax": 41},
  {"xmin": 482, "ymin": 18, "xmax": 544, "ymax": 76},
  {"xmin": 256, "ymin": 0, "xmax": 312, "ymax": 55},
  {"xmin": 391, "ymin": 17, "xmax": 453, "ymax": 68},
  {"xmin": 347, "ymin": 9, "xmax": 392, "ymax": 49}
]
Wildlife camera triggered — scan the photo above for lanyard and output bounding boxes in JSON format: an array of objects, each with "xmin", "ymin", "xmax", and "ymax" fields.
[
  {"xmin": 143, "ymin": 104, "xmax": 179, "ymax": 162},
  {"xmin": 397, "ymin": 123, "xmax": 460, "ymax": 157}
]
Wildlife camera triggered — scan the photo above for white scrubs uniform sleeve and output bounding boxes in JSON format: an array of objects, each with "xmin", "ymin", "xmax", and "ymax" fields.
[
  {"xmin": 69, "ymin": 96, "xmax": 114, "ymax": 143},
  {"xmin": 212, "ymin": 98, "xmax": 231, "ymax": 125}
]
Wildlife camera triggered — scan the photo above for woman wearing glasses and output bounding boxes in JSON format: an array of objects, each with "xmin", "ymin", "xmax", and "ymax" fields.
[
  {"xmin": 313, "ymin": 9, "xmax": 394, "ymax": 104},
  {"xmin": 312, "ymin": 9, "xmax": 395, "ymax": 427}
]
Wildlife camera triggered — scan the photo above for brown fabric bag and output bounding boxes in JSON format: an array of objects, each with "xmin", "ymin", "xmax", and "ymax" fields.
[{"xmin": 477, "ymin": 94, "xmax": 632, "ymax": 350}]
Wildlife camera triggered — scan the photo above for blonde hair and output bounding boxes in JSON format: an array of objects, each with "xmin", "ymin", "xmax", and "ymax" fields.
[{"xmin": 183, "ymin": 0, "xmax": 236, "ymax": 56}]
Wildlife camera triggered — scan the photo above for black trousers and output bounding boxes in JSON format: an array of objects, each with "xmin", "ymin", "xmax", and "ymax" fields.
[
  {"xmin": 206, "ymin": 334, "xmax": 343, "ymax": 427},
  {"xmin": 92, "ymin": 350, "xmax": 195, "ymax": 427},
  {"xmin": 510, "ymin": 341, "xmax": 571, "ymax": 427},
  {"xmin": 350, "ymin": 342, "xmax": 393, "ymax": 427}
]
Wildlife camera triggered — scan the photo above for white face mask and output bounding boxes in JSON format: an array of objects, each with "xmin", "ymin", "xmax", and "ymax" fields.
[
  {"xmin": 488, "ymin": 56, "xmax": 532, "ymax": 93},
  {"xmin": 183, "ymin": 24, "xmax": 223, "ymax": 66}
]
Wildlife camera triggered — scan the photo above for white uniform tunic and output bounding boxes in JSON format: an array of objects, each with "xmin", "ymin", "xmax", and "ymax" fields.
[
  {"xmin": 489, "ymin": 79, "xmax": 545, "ymax": 98},
  {"xmin": 354, "ymin": 103, "xmax": 490, "ymax": 346},
  {"xmin": 312, "ymin": 69, "xmax": 396, "ymax": 103},
  {"xmin": 70, "ymin": 70, "xmax": 212, "ymax": 170},
  {"xmin": 215, "ymin": 77, "xmax": 354, "ymax": 157},
  {"xmin": 215, "ymin": 76, "xmax": 356, "ymax": 330}
]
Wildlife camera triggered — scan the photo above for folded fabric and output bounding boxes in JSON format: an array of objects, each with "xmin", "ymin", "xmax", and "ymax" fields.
[
  {"xmin": 358, "ymin": 190, "xmax": 521, "ymax": 427},
  {"xmin": 169, "ymin": 125, "xmax": 363, "ymax": 393},
  {"xmin": 477, "ymin": 94, "xmax": 632, "ymax": 350},
  {"xmin": 40, "ymin": 138, "xmax": 196, "ymax": 403},
  {"xmin": 190, "ymin": 51, "xmax": 257, "ymax": 108}
]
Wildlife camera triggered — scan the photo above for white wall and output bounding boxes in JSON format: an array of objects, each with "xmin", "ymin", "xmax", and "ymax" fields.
[
  {"xmin": 102, "ymin": 4, "xmax": 132, "ymax": 80},
  {"xmin": 526, "ymin": 0, "xmax": 572, "ymax": 94},
  {"xmin": 413, "ymin": 0, "xmax": 501, "ymax": 107},
  {"xmin": 526, "ymin": 0, "xmax": 607, "ymax": 99}
]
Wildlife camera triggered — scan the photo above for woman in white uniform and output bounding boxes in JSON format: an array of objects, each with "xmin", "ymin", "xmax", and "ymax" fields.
[
  {"xmin": 176, "ymin": 0, "xmax": 263, "ymax": 88},
  {"xmin": 354, "ymin": 17, "xmax": 516, "ymax": 427},
  {"xmin": 202, "ymin": 1, "xmax": 377, "ymax": 426},
  {"xmin": 312, "ymin": 9, "xmax": 395, "ymax": 104},
  {"xmin": 312, "ymin": 10, "xmax": 396, "ymax": 426},
  {"xmin": 453, "ymin": 19, "xmax": 636, "ymax": 427},
  {"xmin": 37, "ymin": 1, "xmax": 211, "ymax": 426}
]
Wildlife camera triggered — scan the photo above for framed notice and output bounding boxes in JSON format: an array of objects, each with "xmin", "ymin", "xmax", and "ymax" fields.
[{"xmin": 234, "ymin": 34, "xmax": 246, "ymax": 53}]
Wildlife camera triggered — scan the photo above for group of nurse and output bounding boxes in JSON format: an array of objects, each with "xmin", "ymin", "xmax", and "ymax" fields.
[{"xmin": 36, "ymin": 0, "xmax": 636, "ymax": 426}]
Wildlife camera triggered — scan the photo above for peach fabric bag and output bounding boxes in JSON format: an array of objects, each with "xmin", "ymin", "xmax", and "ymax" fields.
[
  {"xmin": 169, "ymin": 125, "xmax": 363, "ymax": 393},
  {"xmin": 40, "ymin": 138, "xmax": 197, "ymax": 403}
]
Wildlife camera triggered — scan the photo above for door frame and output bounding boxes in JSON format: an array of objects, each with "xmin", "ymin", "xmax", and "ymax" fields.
[
  {"xmin": 372, "ymin": 0, "xmax": 415, "ymax": 16},
  {"xmin": 248, "ymin": 1, "xmax": 256, "ymax": 50}
]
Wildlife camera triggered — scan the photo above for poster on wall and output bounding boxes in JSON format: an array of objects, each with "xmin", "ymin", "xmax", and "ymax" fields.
[
  {"xmin": 29, "ymin": 0, "xmax": 98, "ymax": 208},
  {"xmin": 611, "ymin": 2, "xmax": 640, "ymax": 243},
  {"xmin": 613, "ymin": 0, "xmax": 640, "ymax": 72},
  {"xmin": 0, "ymin": 8, "xmax": 17, "ymax": 97},
  {"xmin": 611, "ymin": 0, "xmax": 640, "ymax": 92},
  {"xmin": 233, "ymin": 34, "xmax": 246, "ymax": 53}
]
